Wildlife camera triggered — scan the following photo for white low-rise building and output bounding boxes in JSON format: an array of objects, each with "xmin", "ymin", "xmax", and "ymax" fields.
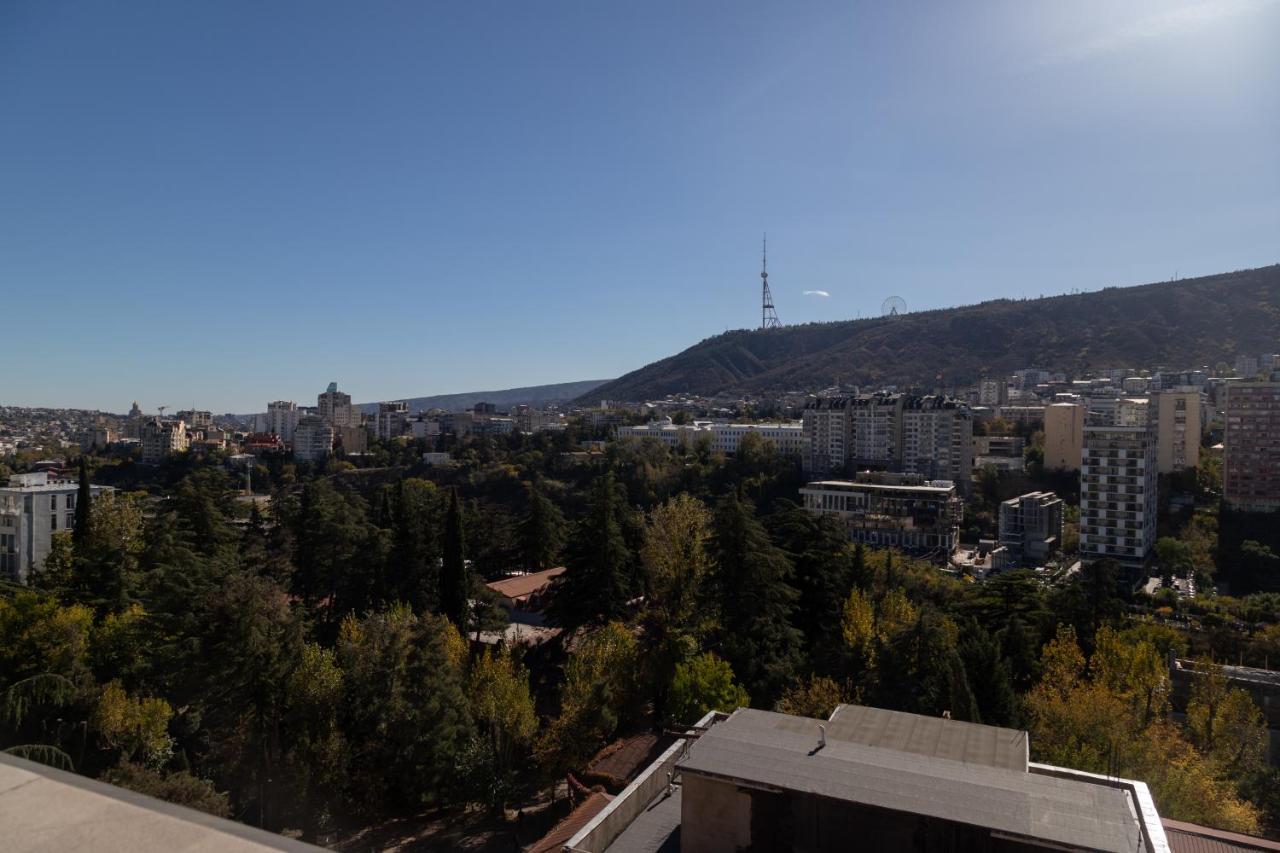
[
  {"xmin": 617, "ymin": 418, "xmax": 806, "ymax": 457},
  {"xmin": 800, "ymin": 474, "xmax": 962, "ymax": 557},
  {"xmin": 0, "ymin": 472, "xmax": 113, "ymax": 583}
]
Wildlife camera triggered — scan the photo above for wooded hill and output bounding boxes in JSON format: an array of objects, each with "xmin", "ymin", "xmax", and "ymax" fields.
[{"xmin": 587, "ymin": 265, "xmax": 1280, "ymax": 401}]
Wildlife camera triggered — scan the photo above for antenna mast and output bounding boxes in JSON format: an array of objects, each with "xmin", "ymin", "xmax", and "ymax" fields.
[{"xmin": 761, "ymin": 234, "xmax": 780, "ymax": 330}]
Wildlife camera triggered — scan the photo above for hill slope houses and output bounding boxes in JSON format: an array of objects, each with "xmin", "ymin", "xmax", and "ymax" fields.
[{"xmin": 587, "ymin": 265, "xmax": 1280, "ymax": 401}]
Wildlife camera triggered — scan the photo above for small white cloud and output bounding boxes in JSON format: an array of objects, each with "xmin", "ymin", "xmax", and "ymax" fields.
[{"xmin": 803, "ymin": 290, "xmax": 831, "ymax": 298}]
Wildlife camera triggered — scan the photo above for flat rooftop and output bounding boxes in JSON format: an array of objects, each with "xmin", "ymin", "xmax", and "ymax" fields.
[
  {"xmin": 0, "ymin": 753, "xmax": 320, "ymax": 853},
  {"xmin": 676, "ymin": 708, "xmax": 1148, "ymax": 853}
]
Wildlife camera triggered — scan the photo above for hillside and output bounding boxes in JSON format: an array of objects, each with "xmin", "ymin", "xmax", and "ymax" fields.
[
  {"xmin": 587, "ymin": 265, "xmax": 1280, "ymax": 401},
  {"xmin": 359, "ymin": 378, "xmax": 610, "ymax": 414}
]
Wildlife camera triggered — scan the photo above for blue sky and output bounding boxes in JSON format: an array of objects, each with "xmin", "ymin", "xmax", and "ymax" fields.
[{"xmin": 3, "ymin": 1, "xmax": 1277, "ymax": 412}]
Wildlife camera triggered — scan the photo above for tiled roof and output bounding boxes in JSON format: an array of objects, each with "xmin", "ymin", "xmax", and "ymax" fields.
[
  {"xmin": 527, "ymin": 791, "xmax": 612, "ymax": 853},
  {"xmin": 486, "ymin": 567, "xmax": 565, "ymax": 600}
]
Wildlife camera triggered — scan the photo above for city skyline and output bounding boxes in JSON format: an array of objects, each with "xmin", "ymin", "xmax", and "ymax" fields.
[{"xmin": 3, "ymin": 0, "xmax": 1278, "ymax": 412}]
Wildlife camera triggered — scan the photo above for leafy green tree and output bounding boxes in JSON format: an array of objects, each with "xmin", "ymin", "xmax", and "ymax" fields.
[
  {"xmin": 439, "ymin": 489, "xmax": 470, "ymax": 628},
  {"xmin": 465, "ymin": 649, "xmax": 536, "ymax": 809},
  {"xmin": 666, "ymin": 652, "xmax": 749, "ymax": 727},
  {"xmin": 389, "ymin": 478, "xmax": 442, "ymax": 612},
  {"xmin": 710, "ymin": 494, "xmax": 802, "ymax": 707},
  {"xmin": 638, "ymin": 494, "xmax": 714, "ymax": 720}
]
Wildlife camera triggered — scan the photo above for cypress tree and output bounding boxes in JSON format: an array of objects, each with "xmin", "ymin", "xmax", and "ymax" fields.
[
  {"xmin": 439, "ymin": 489, "xmax": 470, "ymax": 628},
  {"xmin": 73, "ymin": 457, "xmax": 92, "ymax": 549}
]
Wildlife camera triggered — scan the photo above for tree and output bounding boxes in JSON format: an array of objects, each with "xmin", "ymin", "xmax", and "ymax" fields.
[
  {"xmin": 776, "ymin": 675, "xmax": 847, "ymax": 719},
  {"xmin": 766, "ymin": 504, "xmax": 855, "ymax": 675},
  {"xmin": 710, "ymin": 494, "xmax": 802, "ymax": 707},
  {"xmin": 535, "ymin": 622, "xmax": 640, "ymax": 779},
  {"xmin": 73, "ymin": 458, "xmax": 92, "ymax": 549},
  {"xmin": 465, "ymin": 648, "xmax": 536, "ymax": 808},
  {"xmin": 517, "ymin": 482, "xmax": 566, "ymax": 571},
  {"xmin": 1185, "ymin": 661, "xmax": 1268, "ymax": 777},
  {"xmin": 666, "ymin": 652, "xmax": 749, "ymax": 728},
  {"xmin": 958, "ymin": 620, "xmax": 1017, "ymax": 726},
  {"xmin": 638, "ymin": 494, "xmax": 714, "ymax": 721},
  {"xmin": 439, "ymin": 489, "xmax": 470, "ymax": 628},
  {"xmin": 546, "ymin": 473, "xmax": 634, "ymax": 631}
]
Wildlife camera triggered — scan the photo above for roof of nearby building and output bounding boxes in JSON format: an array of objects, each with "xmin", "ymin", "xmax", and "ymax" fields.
[
  {"xmin": 676, "ymin": 708, "xmax": 1147, "ymax": 853},
  {"xmin": 586, "ymin": 732, "xmax": 678, "ymax": 785},
  {"xmin": 527, "ymin": 791, "xmax": 613, "ymax": 853},
  {"xmin": 824, "ymin": 704, "xmax": 1028, "ymax": 771},
  {"xmin": 485, "ymin": 566, "xmax": 566, "ymax": 600},
  {"xmin": 1163, "ymin": 819, "xmax": 1280, "ymax": 852},
  {"xmin": 802, "ymin": 480, "xmax": 956, "ymax": 495},
  {"xmin": 0, "ymin": 752, "xmax": 320, "ymax": 852}
]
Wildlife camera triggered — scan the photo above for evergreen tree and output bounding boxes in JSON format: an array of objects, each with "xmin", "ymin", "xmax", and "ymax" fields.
[
  {"xmin": 439, "ymin": 489, "xmax": 470, "ymax": 628},
  {"xmin": 73, "ymin": 457, "xmax": 92, "ymax": 549},
  {"xmin": 546, "ymin": 473, "xmax": 633, "ymax": 631},
  {"xmin": 999, "ymin": 616, "xmax": 1040, "ymax": 692},
  {"xmin": 765, "ymin": 504, "xmax": 854, "ymax": 675},
  {"xmin": 709, "ymin": 494, "xmax": 802, "ymax": 707},
  {"xmin": 958, "ymin": 619, "xmax": 1017, "ymax": 726},
  {"xmin": 517, "ymin": 482, "xmax": 566, "ymax": 571}
]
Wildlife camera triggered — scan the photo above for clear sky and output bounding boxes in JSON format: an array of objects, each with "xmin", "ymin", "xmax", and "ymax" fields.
[{"xmin": 3, "ymin": 1, "xmax": 1277, "ymax": 412}]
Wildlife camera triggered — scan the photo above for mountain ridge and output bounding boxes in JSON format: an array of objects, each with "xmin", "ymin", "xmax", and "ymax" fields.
[{"xmin": 585, "ymin": 265, "xmax": 1280, "ymax": 402}]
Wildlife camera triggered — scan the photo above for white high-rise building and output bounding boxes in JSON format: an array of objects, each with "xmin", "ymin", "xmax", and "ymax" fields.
[
  {"xmin": 1079, "ymin": 400, "xmax": 1157, "ymax": 566},
  {"xmin": 293, "ymin": 415, "xmax": 334, "ymax": 462},
  {"xmin": 901, "ymin": 396, "xmax": 973, "ymax": 490},
  {"xmin": 0, "ymin": 472, "xmax": 113, "ymax": 583},
  {"xmin": 267, "ymin": 400, "xmax": 300, "ymax": 444}
]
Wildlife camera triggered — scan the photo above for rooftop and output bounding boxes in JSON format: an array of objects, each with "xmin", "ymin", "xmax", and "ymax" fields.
[
  {"xmin": 0, "ymin": 752, "xmax": 320, "ymax": 853},
  {"xmin": 485, "ymin": 566, "xmax": 566, "ymax": 600},
  {"xmin": 677, "ymin": 708, "xmax": 1148, "ymax": 852}
]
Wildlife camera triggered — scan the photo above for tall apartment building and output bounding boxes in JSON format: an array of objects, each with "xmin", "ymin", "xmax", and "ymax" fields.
[
  {"xmin": 78, "ymin": 426, "xmax": 117, "ymax": 452},
  {"xmin": 802, "ymin": 397, "xmax": 852, "ymax": 475},
  {"xmin": 293, "ymin": 415, "xmax": 334, "ymax": 463},
  {"xmin": 317, "ymin": 382, "xmax": 356, "ymax": 428},
  {"xmin": 1039, "ymin": 399, "xmax": 1080, "ymax": 471},
  {"xmin": 1079, "ymin": 401, "xmax": 1157, "ymax": 566},
  {"xmin": 801, "ymin": 393, "xmax": 969, "ymax": 489},
  {"xmin": 139, "ymin": 418, "xmax": 189, "ymax": 464},
  {"xmin": 1153, "ymin": 389, "xmax": 1203, "ymax": 473},
  {"xmin": 999, "ymin": 491, "xmax": 1064, "ymax": 567},
  {"xmin": 802, "ymin": 392, "xmax": 902, "ymax": 474},
  {"xmin": 1224, "ymin": 382, "xmax": 1280, "ymax": 512},
  {"xmin": 901, "ymin": 395, "xmax": 972, "ymax": 489},
  {"xmin": 849, "ymin": 393, "xmax": 903, "ymax": 470},
  {"xmin": 266, "ymin": 400, "xmax": 299, "ymax": 444},
  {"xmin": 1235, "ymin": 354, "xmax": 1260, "ymax": 379},
  {"xmin": 0, "ymin": 472, "xmax": 113, "ymax": 583},
  {"xmin": 376, "ymin": 401, "xmax": 409, "ymax": 440}
]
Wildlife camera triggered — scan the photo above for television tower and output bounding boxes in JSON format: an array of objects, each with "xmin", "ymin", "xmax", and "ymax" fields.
[{"xmin": 761, "ymin": 234, "xmax": 781, "ymax": 330}]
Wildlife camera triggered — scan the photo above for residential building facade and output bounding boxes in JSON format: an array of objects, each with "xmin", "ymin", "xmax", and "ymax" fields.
[
  {"xmin": 317, "ymin": 382, "xmax": 356, "ymax": 428},
  {"xmin": 139, "ymin": 418, "xmax": 189, "ymax": 464},
  {"xmin": 1080, "ymin": 401, "xmax": 1157, "ymax": 566},
  {"xmin": 0, "ymin": 472, "xmax": 113, "ymax": 583},
  {"xmin": 1224, "ymin": 382, "xmax": 1280, "ymax": 512},
  {"xmin": 800, "ymin": 473, "xmax": 962, "ymax": 557},
  {"xmin": 999, "ymin": 491, "xmax": 1065, "ymax": 567},
  {"xmin": 1043, "ymin": 402, "xmax": 1085, "ymax": 471},
  {"xmin": 293, "ymin": 414, "xmax": 334, "ymax": 462},
  {"xmin": 376, "ymin": 401, "xmax": 409, "ymax": 440},
  {"xmin": 1154, "ymin": 389, "xmax": 1203, "ymax": 473},
  {"xmin": 266, "ymin": 400, "xmax": 299, "ymax": 444}
]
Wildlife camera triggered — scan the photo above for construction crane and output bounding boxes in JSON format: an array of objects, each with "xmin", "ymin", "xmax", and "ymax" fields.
[{"xmin": 157, "ymin": 406, "xmax": 167, "ymax": 418}]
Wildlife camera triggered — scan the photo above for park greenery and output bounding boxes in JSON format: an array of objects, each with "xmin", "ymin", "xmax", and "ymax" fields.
[{"xmin": 3, "ymin": 428, "xmax": 1280, "ymax": 841}]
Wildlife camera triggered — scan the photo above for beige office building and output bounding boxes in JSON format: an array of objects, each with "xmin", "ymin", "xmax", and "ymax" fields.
[
  {"xmin": 1043, "ymin": 402, "xmax": 1085, "ymax": 471},
  {"xmin": 1154, "ymin": 390, "xmax": 1203, "ymax": 473}
]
